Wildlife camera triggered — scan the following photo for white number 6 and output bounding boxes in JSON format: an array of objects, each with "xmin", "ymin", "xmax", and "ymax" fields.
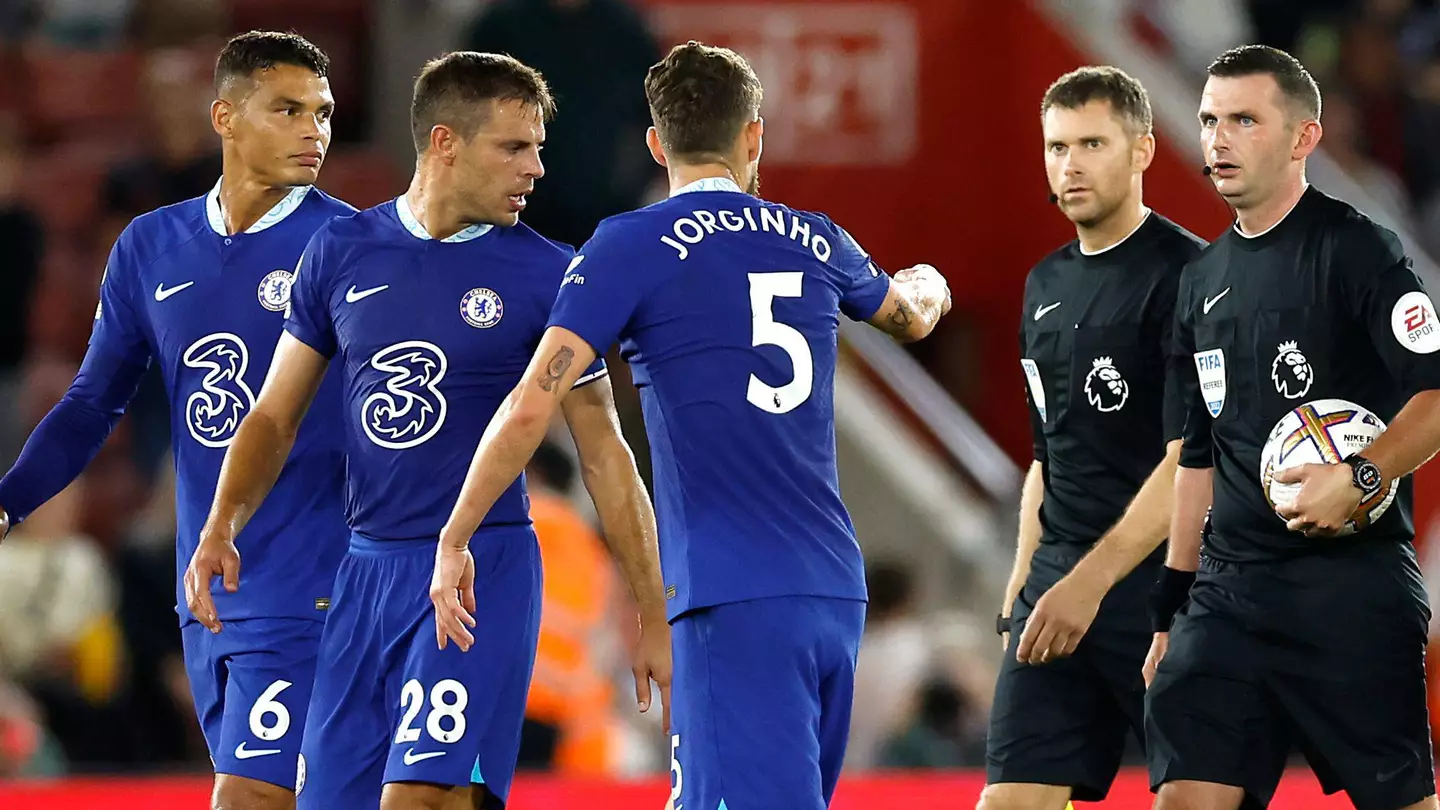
[{"xmin": 249, "ymin": 679, "xmax": 294, "ymax": 741}]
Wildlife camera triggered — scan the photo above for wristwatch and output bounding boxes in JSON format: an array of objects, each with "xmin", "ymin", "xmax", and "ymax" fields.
[{"xmin": 1343, "ymin": 454, "xmax": 1384, "ymax": 497}]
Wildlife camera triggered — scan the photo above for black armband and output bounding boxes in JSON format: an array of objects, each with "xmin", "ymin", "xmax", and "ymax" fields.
[{"xmin": 1148, "ymin": 566, "xmax": 1196, "ymax": 633}]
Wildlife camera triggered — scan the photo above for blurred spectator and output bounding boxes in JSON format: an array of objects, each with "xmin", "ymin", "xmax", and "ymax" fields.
[
  {"xmin": 1246, "ymin": 0, "xmax": 1354, "ymax": 57},
  {"xmin": 519, "ymin": 440, "xmax": 624, "ymax": 775},
  {"xmin": 847, "ymin": 560, "xmax": 931, "ymax": 771},
  {"xmin": 113, "ymin": 456, "xmax": 206, "ymax": 767},
  {"xmin": 878, "ymin": 678, "xmax": 980, "ymax": 769},
  {"xmin": 131, "ymin": 0, "xmax": 226, "ymax": 50},
  {"xmin": 0, "ymin": 115, "xmax": 44, "ymax": 464},
  {"xmin": 0, "ymin": 680, "xmax": 65, "ymax": 777},
  {"xmin": 1336, "ymin": 15, "xmax": 1410, "ymax": 183},
  {"xmin": 1321, "ymin": 87, "xmax": 1416, "ymax": 226},
  {"xmin": 464, "ymin": 0, "xmax": 662, "ymax": 250},
  {"xmin": 1408, "ymin": 47, "xmax": 1440, "ymax": 241},
  {"xmin": 877, "ymin": 611, "xmax": 993, "ymax": 770},
  {"xmin": 33, "ymin": 0, "xmax": 135, "ymax": 49},
  {"xmin": 0, "ymin": 478, "xmax": 129, "ymax": 766},
  {"xmin": 101, "ymin": 46, "xmax": 220, "ymax": 242}
]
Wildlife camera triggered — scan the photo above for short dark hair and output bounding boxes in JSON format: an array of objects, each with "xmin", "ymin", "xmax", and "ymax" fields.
[
  {"xmin": 645, "ymin": 41, "xmax": 763, "ymax": 160},
  {"xmin": 215, "ymin": 31, "xmax": 329, "ymax": 94},
  {"xmin": 410, "ymin": 52, "xmax": 556, "ymax": 154},
  {"xmin": 1207, "ymin": 45, "xmax": 1321, "ymax": 121},
  {"xmin": 1040, "ymin": 65, "xmax": 1153, "ymax": 136}
]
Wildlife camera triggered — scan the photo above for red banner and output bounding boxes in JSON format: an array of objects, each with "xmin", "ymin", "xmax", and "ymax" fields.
[{"xmin": 0, "ymin": 770, "xmax": 1362, "ymax": 809}]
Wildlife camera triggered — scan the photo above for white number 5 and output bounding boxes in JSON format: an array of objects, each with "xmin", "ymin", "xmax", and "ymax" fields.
[
  {"xmin": 667, "ymin": 734, "xmax": 683, "ymax": 809},
  {"xmin": 747, "ymin": 272, "xmax": 813, "ymax": 414}
]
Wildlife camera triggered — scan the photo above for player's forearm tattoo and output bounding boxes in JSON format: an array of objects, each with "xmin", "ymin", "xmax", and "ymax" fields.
[
  {"xmin": 537, "ymin": 346, "xmax": 575, "ymax": 393},
  {"xmin": 887, "ymin": 298, "xmax": 915, "ymax": 334}
]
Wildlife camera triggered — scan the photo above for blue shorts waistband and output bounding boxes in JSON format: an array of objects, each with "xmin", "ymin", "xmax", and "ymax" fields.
[{"xmin": 347, "ymin": 523, "xmax": 534, "ymax": 554}]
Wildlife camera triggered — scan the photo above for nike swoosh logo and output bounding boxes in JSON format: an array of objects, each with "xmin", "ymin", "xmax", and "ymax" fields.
[
  {"xmin": 234, "ymin": 742, "xmax": 282, "ymax": 760},
  {"xmin": 403, "ymin": 749, "xmax": 446, "ymax": 765},
  {"xmin": 1034, "ymin": 302, "xmax": 1061, "ymax": 321},
  {"xmin": 155, "ymin": 281, "xmax": 196, "ymax": 301},
  {"xmin": 1203, "ymin": 288, "xmax": 1231, "ymax": 314},
  {"xmin": 345, "ymin": 284, "xmax": 389, "ymax": 303},
  {"xmin": 1376, "ymin": 763, "xmax": 1410, "ymax": 782}
]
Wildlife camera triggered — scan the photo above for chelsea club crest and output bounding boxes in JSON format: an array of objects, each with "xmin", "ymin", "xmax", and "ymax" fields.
[
  {"xmin": 257, "ymin": 269, "xmax": 294, "ymax": 312},
  {"xmin": 461, "ymin": 287, "xmax": 503, "ymax": 329}
]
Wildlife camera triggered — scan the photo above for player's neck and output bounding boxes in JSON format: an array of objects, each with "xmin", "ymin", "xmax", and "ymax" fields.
[
  {"xmin": 403, "ymin": 171, "xmax": 470, "ymax": 240},
  {"xmin": 1076, "ymin": 196, "xmax": 1148, "ymax": 255},
  {"xmin": 216, "ymin": 169, "xmax": 291, "ymax": 236},
  {"xmin": 666, "ymin": 163, "xmax": 741, "ymax": 195},
  {"xmin": 1235, "ymin": 174, "xmax": 1308, "ymax": 236}
]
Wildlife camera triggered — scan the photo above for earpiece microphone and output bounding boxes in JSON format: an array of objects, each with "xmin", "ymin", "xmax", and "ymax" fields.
[
  {"xmin": 1049, "ymin": 193, "xmax": 1059, "ymax": 204},
  {"xmin": 1202, "ymin": 165, "xmax": 1214, "ymax": 176}
]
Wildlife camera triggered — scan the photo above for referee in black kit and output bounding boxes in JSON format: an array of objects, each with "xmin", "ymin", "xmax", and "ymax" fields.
[
  {"xmin": 1149, "ymin": 44, "xmax": 1440, "ymax": 810},
  {"xmin": 978, "ymin": 67, "xmax": 1205, "ymax": 810}
]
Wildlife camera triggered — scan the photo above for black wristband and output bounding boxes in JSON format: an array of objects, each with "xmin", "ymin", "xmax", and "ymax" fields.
[
  {"xmin": 996, "ymin": 614, "xmax": 1012, "ymax": 636},
  {"xmin": 1148, "ymin": 566, "xmax": 1196, "ymax": 633}
]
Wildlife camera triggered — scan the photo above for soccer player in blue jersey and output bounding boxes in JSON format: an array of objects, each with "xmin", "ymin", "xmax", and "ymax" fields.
[
  {"xmin": 0, "ymin": 31, "xmax": 350, "ymax": 810},
  {"xmin": 194, "ymin": 52, "xmax": 669, "ymax": 810},
  {"xmin": 433, "ymin": 41, "xmax": 952, "ymax": 810}
]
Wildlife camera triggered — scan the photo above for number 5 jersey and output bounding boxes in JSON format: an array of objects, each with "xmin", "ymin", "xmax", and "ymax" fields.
[{"xmin": 546, "ymin": 177, "xmax": 892, "ymax": 620}]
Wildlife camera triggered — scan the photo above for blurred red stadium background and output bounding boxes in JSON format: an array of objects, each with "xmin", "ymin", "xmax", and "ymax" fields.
[
  {"xmin": 0, "ymin": 770, "xmax": 1356, "ymax": 809},
  {"xmin": 3, "ymin": 0, "xmax": 1438, "ymax": 803}
]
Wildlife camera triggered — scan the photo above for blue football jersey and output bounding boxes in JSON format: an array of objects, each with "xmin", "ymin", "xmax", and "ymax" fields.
[
  {"xmin": 90, "ymin": 182, "xmax": 354, "ymax": 624},
  {"xmin": 548, "ymin": 177, "xmax": 892, "ymax": 619},
  {"xmin": 284, "ymin": 196, "xmax": 606, "ymax": 540}
]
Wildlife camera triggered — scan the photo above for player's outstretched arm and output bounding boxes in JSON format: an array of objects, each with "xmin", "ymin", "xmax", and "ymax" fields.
[
  {"xmin": 0, "ymin": 339, "xmax": 151, "ymax": 541},
  {"xmin": 434, "ymin": 326, "xmax": 599, "ymax": 652},
  {"xmin": 187, "ymin": 332, "xmax": 330, "ymax": 632},
  {"xmin": 866, "ymin": 264, "xmax": 952, "ymax": 343},
  {"xmin": 561, "ymin": 377, "xmax": 672, "ymax": 732},
  {"xmin": 1016, "ymin": 441, "xmax": 1180, "ymax": 664},
  {"xmin": 1000, "ymin": 461, "xmax": 1044, "ymax": 650}
]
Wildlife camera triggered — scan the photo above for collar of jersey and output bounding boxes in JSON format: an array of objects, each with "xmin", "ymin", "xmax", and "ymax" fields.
[
  {"xmin": 1078, "ymin": 207, "xmax": 1152, "ymax": 256},
  {"xmin": 671, "ymin": 176, "xmax": 743, "ymax": 196},
  {"xmin": 205, "ymin": 179, "xmax": 312, "ymax": 236},
  {"xmin": 1233, "ymin": 183, "xmax": 1310, "ymax": 239},
  {"xmin": 394, "ymin": 195, "xmax": 493, "ymax": 243}
]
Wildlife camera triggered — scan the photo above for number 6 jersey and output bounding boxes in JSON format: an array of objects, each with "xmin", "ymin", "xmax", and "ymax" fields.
[
  {"xmin": 12, "ymin": 182, "xmax": 357, "ymax": 624},
  {"xmin": 547, "ymin": 177, "xmax": 891, "ymax": 620}
]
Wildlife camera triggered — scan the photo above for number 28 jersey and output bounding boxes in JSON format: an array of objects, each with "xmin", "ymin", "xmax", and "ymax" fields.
[
  {"xmin": 285, "ymin": 197, "xmax": 605, "ymax": 541},
  {"xmin": 549, "ymin": 178, "xmax": 892, "ymax": 620}
]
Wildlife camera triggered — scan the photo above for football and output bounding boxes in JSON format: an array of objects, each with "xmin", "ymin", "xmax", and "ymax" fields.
[{"xmin": 1259, "ymin": 398, "xmax": 1397, "ymax": 535}]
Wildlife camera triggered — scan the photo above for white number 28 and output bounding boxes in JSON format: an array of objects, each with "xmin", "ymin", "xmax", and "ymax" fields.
[{"xmin": 394, "ymin": 678, "xmax": 469, "ymax": 745}]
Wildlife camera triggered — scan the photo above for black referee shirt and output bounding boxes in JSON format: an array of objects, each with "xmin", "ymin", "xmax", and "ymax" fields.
[
  {"xmin": 1021, "ymin": 211, "xmax": 1206, "ymax": 548},
  {"xmin": 1174, "ymin": 186, "xmax": 1440, "ymax": 561}
]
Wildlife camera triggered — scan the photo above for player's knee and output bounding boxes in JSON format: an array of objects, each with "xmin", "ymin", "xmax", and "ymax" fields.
[
  {"xmin": 976, "ymin": 783, "xmax": 1072, "ymax": 810},
  {"xmin": 380, "ymin": 781, "xmax": 474, "ymax": 810},
  {"xmin": 212, "ymin": 774, "xmax": 295, "ymax": 810},
  {"xmin": 1153, "ymin": 780, "xmax": 1245, "ymax": 810}
]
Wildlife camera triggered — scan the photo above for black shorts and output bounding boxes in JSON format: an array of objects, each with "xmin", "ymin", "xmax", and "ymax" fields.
[
  {"xmin": 986, "ymin": 543, "xmax": 1157, "ymax": 801},
  {"xmin": 1146, "ymin": 544, "xmax": 1435, "ymax": 810}
]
